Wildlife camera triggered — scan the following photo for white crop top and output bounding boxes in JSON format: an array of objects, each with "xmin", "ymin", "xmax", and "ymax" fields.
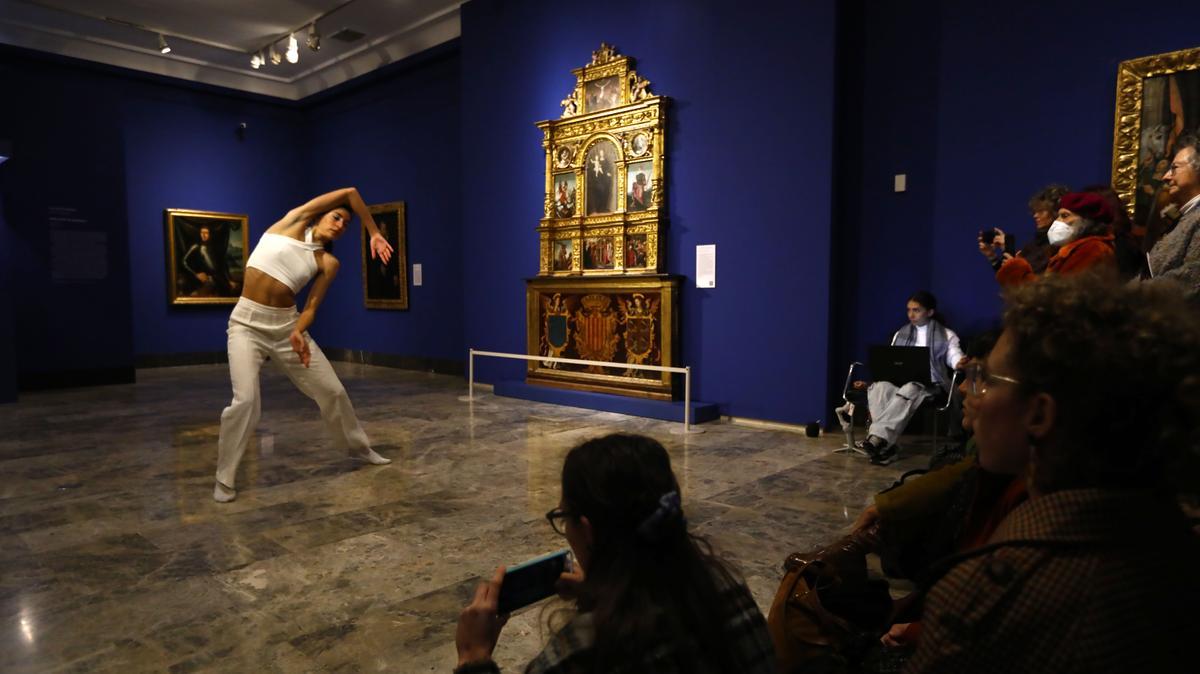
[{"xmin": 245, "ymin": 228, "xmax": 324, "ymax": 293}]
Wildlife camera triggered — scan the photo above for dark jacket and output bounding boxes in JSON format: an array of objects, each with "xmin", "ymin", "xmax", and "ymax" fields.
[{"xmin": 906, "ymin": 489, "xmax": 1200, "ymax": 674}]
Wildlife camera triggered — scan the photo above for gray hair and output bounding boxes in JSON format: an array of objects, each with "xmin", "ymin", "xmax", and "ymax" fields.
[{"xmin": 1177, "ymin": 135, "xmax": 1200, "ymax": 171}]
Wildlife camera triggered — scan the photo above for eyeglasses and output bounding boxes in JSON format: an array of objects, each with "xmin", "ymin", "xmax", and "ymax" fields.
[
  {"xmin": 545, "ymin": 507, "xmax": 575, "ymax": 536},
  {"xmin": 964, "ymin": 362, "xmax": 1021, "ymax": 396},
  {"xmin": 1165, "ymin": 162, "xmax": 1192, "ymax": 176}
]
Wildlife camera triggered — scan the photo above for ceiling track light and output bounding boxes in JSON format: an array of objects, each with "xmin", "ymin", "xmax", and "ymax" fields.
[
  {"xmin": 286, "ymin": 33, "xmax": 299, "ymax": 64},
  {"xmin": 269, "ymin": 44, "xmax": 281, "ymax": 65},
  {"xmin": 250, "ymin": 52, "xmax": 262, "ymax": 69},
  {"xmin": 157, "ymin": 34, "xmax": 170, "ymax": 54},
  {"xmin": 307, "ymin": 24, "xmax": 320, "ymax": 52}
]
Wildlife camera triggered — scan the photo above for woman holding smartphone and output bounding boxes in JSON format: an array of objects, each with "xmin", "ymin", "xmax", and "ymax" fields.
[{"xmin": 454, "ymin": 434, "xmax": 774, "ymax": 673}]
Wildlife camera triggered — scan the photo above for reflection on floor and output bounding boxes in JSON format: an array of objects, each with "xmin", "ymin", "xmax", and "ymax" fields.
[{"xmin": 0, "ymin": 363, "xmax": 933, "ymax": 672}]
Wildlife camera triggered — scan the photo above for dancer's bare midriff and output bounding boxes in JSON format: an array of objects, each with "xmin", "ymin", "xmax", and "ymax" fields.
[{"xmin": 242, "ymin": 267, "xmax": 298, "ymax": 308}]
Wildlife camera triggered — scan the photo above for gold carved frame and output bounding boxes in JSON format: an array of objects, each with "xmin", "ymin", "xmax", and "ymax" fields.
[
  {"xmin": 164, "ymin": 208, "xmax": 249, "ymax": 306},
  {"xmin": 362, "ymin": 201, "xmax": 409, "ymax": 310},
  {"xmin": 1112, "ymin": 45, "xmax": 1200, "ymax": 226},
  {"xmin": 537, "ymin": 43, "xmax": 667, "ymax": 278}
]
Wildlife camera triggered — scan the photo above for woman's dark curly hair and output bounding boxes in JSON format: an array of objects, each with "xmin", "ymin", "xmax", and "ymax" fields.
[{"xmin": 1001, "ymin": 273, "xmax": 1200, "ymax": 493}]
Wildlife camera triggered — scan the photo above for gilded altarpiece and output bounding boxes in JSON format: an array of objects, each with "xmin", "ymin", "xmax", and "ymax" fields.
[{"xmin": 527, "ymin": 44, "xmax": 679, "ymax": 399}]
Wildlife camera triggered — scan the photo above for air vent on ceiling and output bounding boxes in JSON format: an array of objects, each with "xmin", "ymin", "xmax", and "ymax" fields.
[{"xmin": 330, "ymin": 28, "xmax": 365, "ymax": 43}]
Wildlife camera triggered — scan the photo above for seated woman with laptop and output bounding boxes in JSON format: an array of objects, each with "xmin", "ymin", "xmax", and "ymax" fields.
[{"xmin": 852, "ymin": 291, "xmax": 967, "ymax": 465}]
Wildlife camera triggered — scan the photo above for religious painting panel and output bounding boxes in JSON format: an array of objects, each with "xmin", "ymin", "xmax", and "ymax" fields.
[
  {"xmin": 584, "ymin": 139, "xmax": 619, "ymax": 215},
  {"xmin": 584, "ymin": 75, "xmax": 621, "ymax": 113},
  {"xmin": 582, "ymin": 235, "xmax": 616, "ymax": 271},
  {"xmin": 552, "ymin": 171, "xmax": 577, "ymax": 218},
  {"xmin": 624, "ymin": 233, "xmax": 649, "ymax": 269},
  {"xmin": 625, "ymin": 160, "xmax": 654, "ymax": 212}
]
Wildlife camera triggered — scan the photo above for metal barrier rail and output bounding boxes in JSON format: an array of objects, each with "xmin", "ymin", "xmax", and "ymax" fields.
[{"xmin": 464, "ymin": 348, "xmax": 701, "ymax": 433}]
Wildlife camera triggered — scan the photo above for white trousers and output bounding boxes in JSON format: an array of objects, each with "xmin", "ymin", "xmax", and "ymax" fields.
[
  {"xmin": 215, "ymin": 297, "xmax": 370, "ymax": 489},
  {"xmin": 866, "ymin": 381, "xmax": 933, "ymax": 447}
]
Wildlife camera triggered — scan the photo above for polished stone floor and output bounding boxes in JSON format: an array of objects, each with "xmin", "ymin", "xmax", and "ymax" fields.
[{"xmin": 0, "ymin": 363, "xmax": 932, "ymax": 673}]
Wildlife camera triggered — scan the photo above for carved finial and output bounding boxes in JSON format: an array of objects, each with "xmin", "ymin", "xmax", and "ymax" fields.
[
  {"xmin": 560, "ymin": 93, "xmax": 579, "ymax": 118},
  {"xmin": 591, "ymin": 42, "xmax": 617, "ymax": 65},
  {"xmin": 628, "ymin": 71, "xmax": 651, "ymax": 101}
]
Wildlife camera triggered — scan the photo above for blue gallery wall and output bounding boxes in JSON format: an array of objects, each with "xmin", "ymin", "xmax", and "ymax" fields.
[
  {"xmin": 302, "ymin": 48, "xmax": 464, "ymax": 362},
  {"xmin": 460, "ymin": 0, "xmax": 839, "ymax": 423},
  {"xmin": 927, "ymin": 0, "xmax": 1200, "ymax": 337},
  {"xmin": 123, "ymin": 88, "xmax": 307, "ymax": 357},
  {"xmin": 832, "ymin": 0, "xmax": 943, "ymax": 384}
]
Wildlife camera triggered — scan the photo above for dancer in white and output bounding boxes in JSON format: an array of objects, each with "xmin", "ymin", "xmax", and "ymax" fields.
[{"xmin": 214, "ymin": 188, "xmax": 393, "ymax": 502}]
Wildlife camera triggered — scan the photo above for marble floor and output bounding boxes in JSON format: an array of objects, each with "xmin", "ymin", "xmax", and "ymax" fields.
[{"xmin": 0, "ymin": 363, "xmax": 933, "ymax": 673}]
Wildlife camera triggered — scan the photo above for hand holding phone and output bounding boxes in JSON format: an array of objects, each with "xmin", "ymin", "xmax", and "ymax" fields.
[{"xmin": 496, "ymin": 549, "xmax": 572, "ymax": 615}]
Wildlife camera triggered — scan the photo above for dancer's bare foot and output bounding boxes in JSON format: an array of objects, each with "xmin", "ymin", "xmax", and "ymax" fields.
[
  {"xmin": 350, "ymin": 448, "xmax": 392, "ymax": 465},
  {"xmin": 213, "ymin": 481, "xmax": 237, "ymax": 503}
]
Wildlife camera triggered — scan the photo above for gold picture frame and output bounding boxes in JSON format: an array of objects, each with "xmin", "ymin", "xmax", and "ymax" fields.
[
  {"xmin": 537, "ymin": 43, "xmax": 667, "ymax": 277},
  {"xmin": 362, "ymin": 201, "xmax": 408, "ymax": 310},
  {"xmin": 1112, "ymin": 45, "xmax": 1200, "ymax": 232},
  {"xmin": 164, "ymin": 208, "xmax": 248, "ymax": 306}
]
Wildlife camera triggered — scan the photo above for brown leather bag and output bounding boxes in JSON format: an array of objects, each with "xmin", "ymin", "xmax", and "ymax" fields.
[{"xmin": 766, "ymin": 527, "xmax": 889, "ymax": 673}]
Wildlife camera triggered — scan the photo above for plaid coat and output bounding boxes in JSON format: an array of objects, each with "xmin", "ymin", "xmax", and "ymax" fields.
[{"xmin": 905, "ymin": 488, "xmax": 1200, "ymax": 674}]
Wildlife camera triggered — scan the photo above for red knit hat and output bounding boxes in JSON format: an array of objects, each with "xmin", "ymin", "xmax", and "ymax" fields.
[{"xmin": 1058, "ymin": 192, "xmax": 1114, "ymax": 224}]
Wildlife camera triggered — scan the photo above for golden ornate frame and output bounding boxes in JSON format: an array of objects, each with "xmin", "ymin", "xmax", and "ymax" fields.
[
  {"xmin": 164, "ymin": 208, "xmax": 249, "ymax": 306},
  {"xmin": 537, "ymin": 43, "xmax": 668, "ymax": 277},
  {"xmin": 1112, "ymin": 45, "xmax": 1200, "ymax": 223},
  {"xmin": 362, "ymin": 201, "xmax": 409, "ymax": 310}
]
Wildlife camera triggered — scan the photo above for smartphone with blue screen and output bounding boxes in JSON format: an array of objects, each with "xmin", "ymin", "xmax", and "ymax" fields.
[{"xmin": 496, "ymin": 549, "xmax": 571, "ymax": 615}]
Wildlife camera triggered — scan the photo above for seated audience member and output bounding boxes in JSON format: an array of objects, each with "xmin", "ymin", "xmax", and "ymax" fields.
[
  {"xmin": 853, "ymin": 291, "xmax": 966, "ymax": 465},
  {"xmin": 1143, "ymin": 136, "xmax": 1200, "ymax": 303},
  {"xmin": 996, "ymin": 191, "xmax": 1116, "ymax": 286},
  {"xmin": 978, "ymin": 184, "xmax": 1068, "ymax": 276},
  {"xmin": 906, "ymin": 274, "xmax": 1200, "ymax": 674},
  {"xmin": 454, "ymin": 434, "xmax": 775, "ymax": 674}
]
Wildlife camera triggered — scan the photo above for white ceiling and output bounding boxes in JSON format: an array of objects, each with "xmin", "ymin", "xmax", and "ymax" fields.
[{"xmin": 0, "ymin": 0, "xmax": 463, "ymax": 100}]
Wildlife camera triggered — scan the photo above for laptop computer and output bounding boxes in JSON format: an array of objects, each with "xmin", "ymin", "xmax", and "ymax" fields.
[{"xmin": 868, "ymin": 345, "xmax": 931, "ymax": 387}]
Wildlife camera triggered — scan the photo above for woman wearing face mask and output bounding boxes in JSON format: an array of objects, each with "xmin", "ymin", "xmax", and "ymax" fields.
[
  {"xmin": 995, "ymin": 191, "xmax": 1117, "ymax": 287},
  {"xmin": 453, "ymin": 434, "xmax": 775, "ymax": 674}
]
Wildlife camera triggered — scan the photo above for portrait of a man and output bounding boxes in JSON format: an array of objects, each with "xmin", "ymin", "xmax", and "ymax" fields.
[
  {"xmin": 165, "ymin": 209, "xmax": 247, "ymax": 305},
  {"xmin": 363, "ymin": 201, "xmax": 408, "ymax": 309}
]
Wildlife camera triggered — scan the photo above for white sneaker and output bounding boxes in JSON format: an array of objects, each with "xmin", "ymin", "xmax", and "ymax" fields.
[
  {"xmin": 213, "ymin": 481, "xmax": 237, "ymax": 502},
  {"xmin": 350, "ymin": 448, "xmax": 392, "ymax": 465}
]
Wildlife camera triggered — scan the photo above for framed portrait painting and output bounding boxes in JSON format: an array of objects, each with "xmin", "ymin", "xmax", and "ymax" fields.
[
  {"xmin": 362, "ymin": 201, "xmax": 409, "ymax": 309},
  {"xmin": 164, "ymin": 209, "xmax": 248, "ymax": 306},
  {"xmin": 1112, "ymin": 46, "xmax": 1200, "ymax": 236}
]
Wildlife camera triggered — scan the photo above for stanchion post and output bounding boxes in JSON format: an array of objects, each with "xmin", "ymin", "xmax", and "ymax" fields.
[
  {"xmin": 468, "ymin": 348, "xmax": 475, "ymax": 401},
  {"xmin": 684, "ymin": 366, "xmax": 692, "ymax": 433}
]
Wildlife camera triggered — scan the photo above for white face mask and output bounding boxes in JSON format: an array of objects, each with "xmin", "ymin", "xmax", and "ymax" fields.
[{"xmin": 1047, "ymin": 219, "xmax": 1074, "ymax": 246}]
